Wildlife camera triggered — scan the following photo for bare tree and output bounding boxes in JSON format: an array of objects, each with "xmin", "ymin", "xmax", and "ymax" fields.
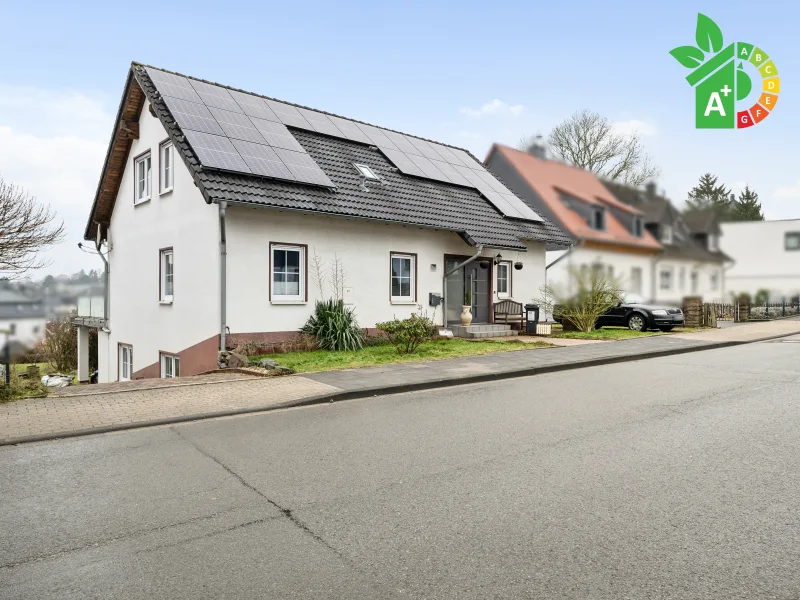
[
  {"xmin": 546, "ymin": 110, "xmax": 660, "ymax": 186},
  {"xmin": 0, "ymin": 176, "xmax": 65, "ymax": 279}
]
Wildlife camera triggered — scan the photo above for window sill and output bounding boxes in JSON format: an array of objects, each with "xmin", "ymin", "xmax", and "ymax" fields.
[
  {"xmin": 160, "ymin": 188, "xmax": 174, "ymax": 196},
  {"xmin": 270, "ymin": 299, "xmax": 307, "ymax": 305},
  {"xmin": 390, "ymin": 299, "xmax": 417, "ymax": 305},
  {"xmin": 134, "ymin": 197, "xmax": 151, "ymax": 207},
  {"xmin": 159, "ymin": 300, "xmax": 173, "ymax": 305}
]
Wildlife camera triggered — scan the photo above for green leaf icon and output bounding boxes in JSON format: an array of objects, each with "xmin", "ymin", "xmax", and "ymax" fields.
[
  {"xmin": 669, "ymin": 45, "xmax": 705, "ymax": 68},
  {"xmin": 696, "ymin": 13, "xmax": 723, "ymax": 53},
  {"xmin": 736, "ymin": 69, "xmax": 752, "ymax": 100}
]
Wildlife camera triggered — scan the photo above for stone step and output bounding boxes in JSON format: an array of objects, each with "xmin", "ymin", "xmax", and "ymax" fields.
[
  {"xmin": 464, "ymin": 329, "xmax": 519, "ymax": 339},
  {"xmin": 450, "ymin": 324, "xmax": 513, "ymax": 338}
]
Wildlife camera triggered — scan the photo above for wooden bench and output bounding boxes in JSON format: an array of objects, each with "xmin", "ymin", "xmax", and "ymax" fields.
[{"xmin": 493, "ymin": 300, "xmax": 525, "ymax": 329}]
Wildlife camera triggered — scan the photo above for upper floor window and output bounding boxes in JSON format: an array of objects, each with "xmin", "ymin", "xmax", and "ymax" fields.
[
  {"xmin": 591, "ymin": 206, "xmax": 606, "ymax": 231},
  {"xmin": 708, "ymin": 234, "xmax": 719, "ymax": 252},
  {"xmin": 661, "ymin": 225, "xmax": 673, "ymax": 244},
  {"xmin": 496, "ymin": 261, "xmax": 511, "ymax": 298},
  {"xmin": 160, "ymin": 248, "xmax": 174, "ymax": 302},
  {"xmin": 710, "ymin": 271, "xmax": 719, "ymax": 291},
  {"xmin": 690, "ymin": 270, "xmax": 699, "ymax": 294},
  {"xmin": 271, "ymin": 243, "xmax": 306, "ymax": 303},
  {"xmin": 390, "ymin": 252, "xmax": 416, "ymax": 303},
  {"xmin": 160, "ymin": 141, "xmax": 174, "ymax": 193},
  {"xmin": 632, "ymin": 216, "xmax": 644, "ymax": 237},
  {"xmin": 630, "ymin": 267, "xmax": 643, "ymax": 294},
  {"xmin": 135, "ymin": 152, "xmax": 152, "ymax": 204},
  {"xmin": 786, "ymin": 232, "xmax": 800, "ymax": 251}
]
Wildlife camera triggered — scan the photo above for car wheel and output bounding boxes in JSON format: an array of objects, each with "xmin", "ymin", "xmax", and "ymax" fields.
[
  {"xmin": 659, "ymin": 326, "xmax": 674, "ymax": 332},
  {"xmin": 627, "ymin": 313, "xmax": 646, "ymax": 332}
]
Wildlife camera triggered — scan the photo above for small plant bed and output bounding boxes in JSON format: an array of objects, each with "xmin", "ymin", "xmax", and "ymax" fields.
[
  {"xmin": 251, "ymin": 338, "xmax": 553, "ymax": 374},
  {"xmin": 553, "ymin": 326, "xmax": 699, "ymax": 340}
]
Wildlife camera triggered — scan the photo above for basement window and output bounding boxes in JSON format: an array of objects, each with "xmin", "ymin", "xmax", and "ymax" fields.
[
  {"xmin": 161, "ymin": 354, "xmax": 180, "ymax": 379},
  {"xmin": 354, "ymin": 163, "xmax": 379, "ymax": 180}
]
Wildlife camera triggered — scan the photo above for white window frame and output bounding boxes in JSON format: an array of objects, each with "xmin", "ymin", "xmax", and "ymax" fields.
[
  {"xmin": 659, "ymin": 269, "xmax": 673, "ymax": 291},
  {"xmin": 119, "ymin": 345, "xmax": 133, "ymax": 381},
  {"xmin": 160, "ymin": 248, "xmax": 174, "ymax": 303},
  {"xmin": 161, "ymin": 354, "xmax": 180, "ymax": 379},
  {"xmin": 786, "ymin": 232, "xmax": 800, "ymax": 251},
  {"xmin": 390, "ymin": 253, "xmax": 416, "ymax": 303},
  {"xmin": 708, "ymin": 234, "xmax": 718, "ymax": 252},
  {"xmin": 661, "ymin": 224, "xmax": 673, "ymax": 244},
  {"xmin": 271, "ymin": 244, "xmax": 306, "ymax": 303},
  {"xmin": 134, "ymin": 152, "xmax": 152, "ymax": 204},
  {"xmin": 496, "ymin": 261, "xmax": 511, "ymax": 298},
  {"xmin": 160, "ymin": 141, "xmax": 174, "ymax": 194},
  {"xmin": 354, "ymin": 163, "xmax": 379, "ymax": 180}
]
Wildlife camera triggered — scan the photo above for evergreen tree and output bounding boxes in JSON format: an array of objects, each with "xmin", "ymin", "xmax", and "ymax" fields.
[
  {"xmin": 685, "ymin": 173, "xmax": 731, "ymax": 218},
  {"xmin": 730, "ymin": 186, "xmax": 764, "ymax": 221}
]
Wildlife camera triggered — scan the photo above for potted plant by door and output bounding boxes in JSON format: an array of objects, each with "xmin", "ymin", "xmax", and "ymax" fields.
[{"xmin": 461, "ymin": 288, "xmax": 473, "ymax": 325}]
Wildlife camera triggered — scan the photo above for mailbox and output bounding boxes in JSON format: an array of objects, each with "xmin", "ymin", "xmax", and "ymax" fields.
[{"xmin": 525, "ymin": 304, "xmax": 539, "ymax": 334}]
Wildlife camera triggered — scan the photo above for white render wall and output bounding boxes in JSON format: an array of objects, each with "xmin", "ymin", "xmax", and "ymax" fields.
[
  {"xmin": 720, "ymin": 219, "xmax": 800, "ymax": 300},
  {"xmin": 225, "ymin": 206, "xmax": 547, "ymax": 332},
  {"xmin": 101, "ymin": 99, "xmax": 219, "ymax": 382},
  {"xmin": 652, "ymin": 259, "xmax": 725, "ymax": 304},
  {"xmin": 0, "ymin": 317, "xmax": 46, "ymax": 349},
  {"xmin": 546, "ymin": 247, "xmax": 656, "ymax": 299}
]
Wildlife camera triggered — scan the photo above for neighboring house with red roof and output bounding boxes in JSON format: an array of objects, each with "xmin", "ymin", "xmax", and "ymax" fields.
[{"xmin": 485, "ymin": 145, "xmax": 662, "ymax": 302}]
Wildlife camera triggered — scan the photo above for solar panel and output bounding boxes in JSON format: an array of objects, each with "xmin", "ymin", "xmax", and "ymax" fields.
[
  {"xmin": 296, "ymin": 108, "xmax": 345, "ymax": 138},
  {"xmin": 249, "ymin": 117, "xmax": 306, "ymax": 152},
  {"xmin": 480, "ymin": 190, "xmax": 526, "ymax": 219},
  {"xmin": 476, "ymin": 170, "xmax": 510, "ymax": 194},
  {"xmin": 356, "ymin": 124, "xmax": 399, "ymax": 150},
  {"xmin": 264, "ymin": 100, "xmax": 313, "ymax": 129},
  {"xmin": 230, "ymin": 139, "xmax": 295, "ymax": 181},
  {"xmin": 183, "ymin": 130, "xmax": 251, "ymax": 173},
  {"xmin": 162, "ymin": 96, "xmax": 225, "ymax": 136},
  {"xmin": 450, "ymin": 148, "xmax": 486, "ymax": 171},
  {"xmin": 381, "ymin": 130, "xmax": 419, "ymax": 155},
  {"xmin": 145, "ymin": 68, "xmax": 203, "ymax": 103},
  {"xmin": 430, "ymin": 160, "xmax": 471, "ymax": 187},
  {"xmin": 378, "ymin": 148, "xmax": 426, "ymax": 177},
  {"xmin": 405, "ymin": 137, "xmax": 443, "ymax": 161},
  {"xmin": 228, "ymin": 90, "xmax": 281, "ymax": 122},
  {"xmin": 206, "ymin": 107, "xmax": 267, "ymax": 144},
  {"xmin": 429, "ymin": 143, "xmax": 470, "ymax": 167},
  {"xmin": 188, "ymin": 80, "xmax": 243, "ymax": 113},
  {"xmin": 327, "ymin": 116, "xmax": 373, "ymax": 144},
  {"xmin": 407, "ymin": 154, "xmax": 448, "ymax": 181},
  {"xmin": 500, "ymin": 193, "xmax": 542, "ymax": 221},
  {"xmin": 273, "ymin": 148, "xmax": 334, "ymax": 187}
]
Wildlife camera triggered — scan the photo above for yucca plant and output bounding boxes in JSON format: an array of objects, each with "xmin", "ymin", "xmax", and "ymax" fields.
[{"xmin": 300, "ymin": 299, "xmax": 365, "ymax": 351}]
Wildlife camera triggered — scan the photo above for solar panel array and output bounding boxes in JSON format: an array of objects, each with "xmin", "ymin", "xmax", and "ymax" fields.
[
  {"xmin": 146, "ymin": 68, "xmax": 333, "ymax": 188},
  {"xmin": 144, "ymin": 67, "xmax": 542, "ymax": 222}
]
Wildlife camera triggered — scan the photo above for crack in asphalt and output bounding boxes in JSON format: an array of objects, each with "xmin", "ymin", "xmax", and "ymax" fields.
[
  {"xmin": 134, "ymin": 516, "xmax": 274, "ymax": 555},
  {"xmin": 171, "ymin": 427, "xmax": 346, "ymax": 560}
]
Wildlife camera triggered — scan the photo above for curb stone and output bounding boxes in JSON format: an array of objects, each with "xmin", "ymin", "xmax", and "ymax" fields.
[{"xmin": 2, "ymin": 330, "xmax": 797, "ymax": 447}]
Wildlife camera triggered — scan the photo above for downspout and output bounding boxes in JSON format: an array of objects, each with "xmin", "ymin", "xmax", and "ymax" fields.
[
  {"xmin": 442, "ymin": 245, "xmax": 484, "ymax": 328},
  {"xmin": 218, "ymin": 200, "xmax": 228, "ymax": 352},
  {"xmin": 94, "ymin": 223, "xmax": 110, "ymax": 327}
]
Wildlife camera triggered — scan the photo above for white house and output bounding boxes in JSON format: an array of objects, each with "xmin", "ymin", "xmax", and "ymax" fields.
[
  {"xmin": 720, "ymin": 219, "xmax": 800, "ymax": 301},
  {"xmin": 0, "ymin": 285, "xmax": 47, "ymax": 352},
  {"xmin": 80, "ymin": 64, "xmax": 570, "ymax": 382}
]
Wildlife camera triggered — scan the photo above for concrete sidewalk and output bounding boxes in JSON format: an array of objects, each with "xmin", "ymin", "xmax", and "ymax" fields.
[{"xmin": 2, "ymin": 318, "xmax": 798, "ymax": 445}]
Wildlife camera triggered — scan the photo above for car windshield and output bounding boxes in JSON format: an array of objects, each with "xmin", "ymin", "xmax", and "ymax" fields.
[{"xmin": 623, "ymin": 292, "xmax": 646, "ymax": 304}]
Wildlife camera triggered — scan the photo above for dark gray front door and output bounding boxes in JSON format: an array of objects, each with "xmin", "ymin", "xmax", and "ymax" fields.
[
  {"xmin": 446, "ymin": 258, "xmax": 490, "ymax": 324},
  {"xmin": 466, "ymin": 263, "xmax": 490, "ymax": 323}
]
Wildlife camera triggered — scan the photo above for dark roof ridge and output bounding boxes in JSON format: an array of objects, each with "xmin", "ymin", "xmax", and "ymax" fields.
[{"xmin": 131, "ymin": 62, "xmax": 485, "ymax": 164}]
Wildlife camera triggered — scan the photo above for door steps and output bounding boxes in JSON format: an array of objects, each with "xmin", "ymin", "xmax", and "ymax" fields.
[{"xmin": 449, "ymin": 324, "xmax": 519, "ymax": 339}]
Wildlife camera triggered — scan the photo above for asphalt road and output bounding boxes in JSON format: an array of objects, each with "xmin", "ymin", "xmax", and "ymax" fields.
[{"xmin": 2, "ymin": 336, "xmax": 799, "ymax": 599}]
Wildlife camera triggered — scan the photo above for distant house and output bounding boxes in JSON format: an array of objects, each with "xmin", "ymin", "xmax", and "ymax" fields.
[
  {"xmin": 80, "ymin": 64, "xmax": 570, "ymax": 382},
  {"xmin": 0, "ymin": 284, "xmax": 47, "ymax": 351},
  {"xmin": 485, "ymin": 145, "xmax": 662, "ymax": 300},
  {"xmin": 605, "ymin": 183, "xmax": 732, "ymax": 303},
  {"xmin": 719, "ymin": 219, "xmax": 800, "ymax": 301}
]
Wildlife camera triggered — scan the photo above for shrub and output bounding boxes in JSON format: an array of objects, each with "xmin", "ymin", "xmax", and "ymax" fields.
[
  {"xmin": 301, "ymin": 299, "xmax": 365, "ymax": 351},
  {"xmin": 0, "ymin": 371, "xmax": 48, "ymax": 403},
  {"xmin": 538, "ymin": 266, "xmax": 623, "ymax": 333},
  {"xmin": 362, "ymin": 332, "xmax": 389, "ymax": 347},
  {"xmin": 38, "ymin": 316, "xmax": 77, "ymax": 372},
  {"xmin": 376, "ymin": 314, "xmax": 436, "ymax": 354}
]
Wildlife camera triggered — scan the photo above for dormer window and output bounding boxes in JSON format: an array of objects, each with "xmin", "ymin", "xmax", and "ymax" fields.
[
  {"xmin": 591, "ymin": 206, "xmax": 606, "ymax": 231},
  {"xmin": 633, "ymin": 216, "xmax": 644, "ymax": 237},
  {"xmin": 354, "ymin": 163, "xmax": 379, "ymax": 180},
  {"xmin": 661, "ymin": 224, "xmax": 673, "ymax": 244},
  {"xmin": 708, "ymin": 234, "xmax": 719, "ymax": 252}
]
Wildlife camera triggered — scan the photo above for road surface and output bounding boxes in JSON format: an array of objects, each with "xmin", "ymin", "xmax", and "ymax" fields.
[{"xmin": 2, "ymin": 336, "xmax": 799, "ymax": 598}]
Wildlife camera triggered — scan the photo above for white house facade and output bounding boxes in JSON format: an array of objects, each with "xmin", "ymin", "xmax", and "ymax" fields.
[
  {"xmin": 83, "ymin": 64, "xmax": 569, "ymax": 382},
  {"xmin": 0, "ymin": 286, "xmax": 47, "ymax": 352},
  {"xmin": 720, "ymin": 219, "xmax": 800, "ymax": 300}
]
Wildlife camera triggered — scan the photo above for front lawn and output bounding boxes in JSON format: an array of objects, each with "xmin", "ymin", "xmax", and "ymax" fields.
[
  {"xmin": 553, "ymin": 326, "xmax": 699, "ymax": 340},
  {"xmin": 253, "ymin": 338, "xmax": 553, "ymax": 373}
]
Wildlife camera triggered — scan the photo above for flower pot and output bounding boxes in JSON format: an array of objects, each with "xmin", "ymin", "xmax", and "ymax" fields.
[
  {"xmin": 514, "ymin": 262, "xmax": 523, "ymax": 270},
  {"xmin": 460, "ymin": 305, "xmax": 473, "ymax": 326}
]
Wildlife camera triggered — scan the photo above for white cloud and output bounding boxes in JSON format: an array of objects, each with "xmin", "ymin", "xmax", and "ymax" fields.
[
  {"xmin": 0, "ymin": 85, "xmax": 113, "ymax": 277},
  {"xmin": 459, "ymin": 99, "xmax": 525, "ymax": 118},
  {"xmin": 612, "ymin": 119, "xmax": 657, "ymax": 136}
]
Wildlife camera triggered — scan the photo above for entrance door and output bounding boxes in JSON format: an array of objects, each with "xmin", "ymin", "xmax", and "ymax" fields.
[{"xmin": 445, "ymin": 258, "xmax": 491, "ymax": 324}]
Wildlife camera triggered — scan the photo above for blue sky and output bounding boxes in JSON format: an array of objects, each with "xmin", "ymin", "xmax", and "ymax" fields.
[{"xmin": 1, "ymin": 0, "xmax": 797, "ymax": 275}]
